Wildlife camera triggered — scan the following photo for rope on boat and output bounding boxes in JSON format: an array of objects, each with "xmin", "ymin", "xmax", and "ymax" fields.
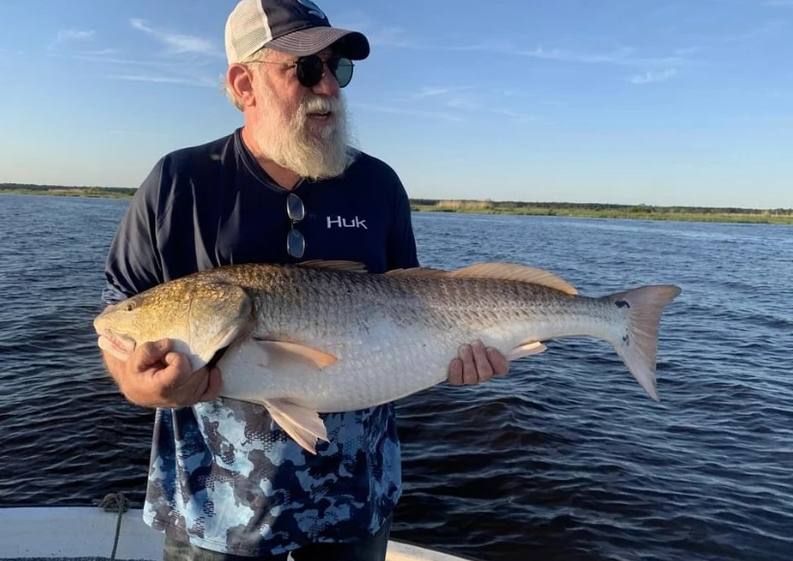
[{"xmin": 97, "ymin": 492, "xmax": 131, "ymax": 561}]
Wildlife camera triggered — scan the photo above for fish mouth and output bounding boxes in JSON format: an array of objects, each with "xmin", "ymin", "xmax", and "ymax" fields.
[{"xmin": 96, "ymin": 329, "xmax": 136, "ymax": 361}]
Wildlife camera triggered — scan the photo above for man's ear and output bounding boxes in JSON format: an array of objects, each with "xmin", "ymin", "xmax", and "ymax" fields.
[{"xmin": 227, "ymin": 64, "xmax": 256, "ymax": 109}]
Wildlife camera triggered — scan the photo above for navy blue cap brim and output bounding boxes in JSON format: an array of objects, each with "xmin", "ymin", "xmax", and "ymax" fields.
[{"xmin": 266, "ymin": 27, "xmax": 370, "ymax": 60}]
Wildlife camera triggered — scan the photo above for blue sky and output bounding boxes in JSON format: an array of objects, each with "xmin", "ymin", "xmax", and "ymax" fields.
[{"xmin": 1, "ymin": 0, "xmax": 791, "ymax": 208}]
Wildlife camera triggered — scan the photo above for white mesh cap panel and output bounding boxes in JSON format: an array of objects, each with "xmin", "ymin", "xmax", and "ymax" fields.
[
  {"xmin": 224, "ymin": 0, "xmax": 369, "ymax": 64},
  {"xmin": 225, "ymin": 0, "xmax": 272, "ymax": 64}
]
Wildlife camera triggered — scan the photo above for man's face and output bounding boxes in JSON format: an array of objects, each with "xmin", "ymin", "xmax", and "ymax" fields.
[{"xmin": 247, "ymin": 48, "xmax": 354, "ymax": 180}]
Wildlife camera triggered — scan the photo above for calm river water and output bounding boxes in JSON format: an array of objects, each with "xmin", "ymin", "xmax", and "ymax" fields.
[{"xmin": 1, "ymin": 193, "xmax": 791, "ymax": 561}]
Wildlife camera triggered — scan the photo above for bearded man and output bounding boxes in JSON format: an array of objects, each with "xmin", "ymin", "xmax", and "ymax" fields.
[{"xmin": 99, "ymin": 1, "xmax": 509, "ymax": 559}]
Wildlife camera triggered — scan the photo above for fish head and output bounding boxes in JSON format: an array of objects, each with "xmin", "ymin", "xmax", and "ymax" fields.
[{"xmin": 93, "ymin": 278, "xmax": 253, "ymax": 371}]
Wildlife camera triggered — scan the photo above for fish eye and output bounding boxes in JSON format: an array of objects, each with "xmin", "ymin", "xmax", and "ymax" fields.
[{"xmin": 123, "ymin": 302, "xmax": 136, "ymax": 312}]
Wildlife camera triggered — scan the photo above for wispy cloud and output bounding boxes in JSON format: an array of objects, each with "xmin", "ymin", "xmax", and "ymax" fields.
[
  {"xmin": 443, "ymin": 93, "xmax": 538, "ymax": 122},
  {"xmin": 50, "ymin": 52, "xmax": 176, "ymax": 67},
  {"xmin": 630, "ymin": 68, "xmax": 678, "ymax": 85},
  {"xmin": 48, "ymin": 29, "xmax": 100, "ymax": 52},
  {"xmin": 517, "ymin": 45, "xmax": 638, "ymax": 64},
  {"xmin": 130, "ymin": 18, "xmax": 223, "ymax": 57},
  {"xmin": 333, "ymin": 11, "xmax": 418, "ymax": 48},
  {"xmin": 365, "ymin": 26, "xmax": 415, "ymax": 48},
  {"xmin": 55, "ymin": 29, "xmax": 96, "ymax": 43},
  {"xmin": 108, "ymin": 130, "xmax": 172, "ymax": 138},
  {"xmin": 392, "ymin": 85, "xmax": 540, "ymax": 123},
  {"xmin": 352, "ymin": 102, "xmax": 463, "ymax": 122},
  {"xmin": 489, "ymin": 108, "xmax": 539, "ymax": 122},
  {"xmin": 47, "ymin": 19, "xmax": 226, "ymax": 90},
  {"xmin": 105, "ymin": 74, "xmax": 217, "ymax": 88},
  {"xmin": 700, "ymin": 19, "xmax": 787, "ymax": 44},
  {"xmin": 733, "ymin": 19, "xmax": 786, "ymax": 40},
  {"xmin": 412, "ymin": 86, "xmax": 475, "ymax": 99},
  {"xmin": 58, "ymin": 48, "xmax": 120, "ymax": 57},
  {"xmin": 335, "ymin": 12, "xmax": 692, "ymax": 73},
  {"xmin": 444, "ymin": 97, "xmax": 482, "ymax": 111},
  {"xmin": 383, "ymin": 39, "xmax": 665, "ymax": 67},
  {"xmin": 47, "ymin": 29, "xmax": 121, "ymax": 59},
  {"xmin": 504, "ymin": 45, "xmax": 691, "ymax": 69},
  {"xmin": 487, "ymin": 89, "xmax": 564, "ymax": 105}
]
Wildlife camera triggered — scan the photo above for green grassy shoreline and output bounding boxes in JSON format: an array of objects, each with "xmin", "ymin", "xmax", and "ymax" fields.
[
  {"xmin": 3, "ymin": 184, "xmax": 792, "ymax": 225},
  {"xmin": 410, "ymin": 203, "xmax": 793, "ymax": 225},
  {"xmin": 0, "ymin": 186, "xmax": 136, "ymax": 199}
]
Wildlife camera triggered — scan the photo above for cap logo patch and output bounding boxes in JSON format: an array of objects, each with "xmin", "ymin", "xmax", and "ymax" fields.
[{"xmin": 297, "ymin": 0, "xmax": 327, "ymax": 20}]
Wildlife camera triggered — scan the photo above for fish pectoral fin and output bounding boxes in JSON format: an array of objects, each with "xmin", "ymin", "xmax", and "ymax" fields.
[
  {"xmin": 255, "ymin": 339, "xmax": 339, "ymax": 371},
  {"xmin": 506, "ymin": 341, "xmax": 548, "ymax": 361},
  {"xmin": 262, "ymin": 399, "xmax": 329, "ymax": 455}
]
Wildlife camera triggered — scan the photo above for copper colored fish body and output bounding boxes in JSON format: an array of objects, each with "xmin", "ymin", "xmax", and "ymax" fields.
[{"xmin": 94, "ymin": 261, "xmax": 682, "ymax": 453}]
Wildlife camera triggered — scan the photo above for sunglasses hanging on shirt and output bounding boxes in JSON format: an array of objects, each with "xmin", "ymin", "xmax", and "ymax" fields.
[{"xmin": 286, "ymin": 192, "xmax": 306, "ymax": 258}]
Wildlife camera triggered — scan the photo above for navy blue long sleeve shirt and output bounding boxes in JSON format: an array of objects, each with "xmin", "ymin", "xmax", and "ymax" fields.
[{"xmin": 102, "ymin": 128, "xmax": 419, "ymax": 556}]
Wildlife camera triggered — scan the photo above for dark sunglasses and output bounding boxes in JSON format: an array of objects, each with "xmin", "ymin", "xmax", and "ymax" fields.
[
  {"xmin": 254, "ymin": 54, "xmax": 354, "ymax": 89},
  {"xmin": 286, "ymin": 192, "xmax": 306, "ymax": 258},
  {"xmin": 293, "ymin": 54, "xmax": 354, "ymax": 88}
]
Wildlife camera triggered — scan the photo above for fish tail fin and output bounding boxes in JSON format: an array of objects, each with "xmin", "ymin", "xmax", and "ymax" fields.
[{"xmin": 607, "ymin": 285, "xmax": 682, "ymax": 402}]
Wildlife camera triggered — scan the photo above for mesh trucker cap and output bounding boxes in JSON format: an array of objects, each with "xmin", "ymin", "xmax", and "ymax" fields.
[{"xmin": 225, "ymin": 0, "xmax": 370, "ymax": 64}]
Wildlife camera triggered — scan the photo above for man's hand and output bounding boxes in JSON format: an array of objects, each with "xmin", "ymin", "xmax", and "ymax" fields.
[
  {"xmin": 102, "ymin": 338, "xmax": 222, "ymax": 408},
  {"xmin": 447, "ymin": 341, "xmax": 509, "ymax": 386}
]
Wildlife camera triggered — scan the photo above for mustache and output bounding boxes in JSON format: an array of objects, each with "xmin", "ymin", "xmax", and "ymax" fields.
[{"xmin": 300, "ymin": 95, "xmax": 341, "ymax": 115}]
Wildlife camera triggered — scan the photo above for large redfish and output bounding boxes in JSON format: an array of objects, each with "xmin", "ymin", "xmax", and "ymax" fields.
[{"xmin": 94, "ymin": 260, "xmax": 682, "ymax": 453}]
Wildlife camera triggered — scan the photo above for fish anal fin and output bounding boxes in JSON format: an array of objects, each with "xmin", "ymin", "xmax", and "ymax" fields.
[
  {"xmin": 255, "ymin": 339, "xmax": 339, "ymax": 371},
  {"xmin": 450, "ymin": 263, "xmax": 578, "ymax": 295},
  {"xmin": 506, "ymin": 341, "xmax": 548, "ymax": 361},
  {"xmin": 297, "ymin": 260, "xmax": 368, "ymax": 273},
  {"xmin": 262, "ymin": 399, "xmax": 329, "ymax": 455}
]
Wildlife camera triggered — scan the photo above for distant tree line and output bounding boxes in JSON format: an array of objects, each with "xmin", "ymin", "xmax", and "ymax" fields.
[
  {"xmin": 0, "ymin": 183, "xmax": 137, "ymax": 196},
  {"xmin": 409, "ymin": 198, "xmax": 793, "ymax": 216},
  {"xmin": 3, "ymin": 185, "xmax": 790, "ymax": 216}
]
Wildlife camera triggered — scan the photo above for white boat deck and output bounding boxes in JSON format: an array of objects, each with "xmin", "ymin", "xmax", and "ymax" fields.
[{"xmin": 0, "ymin": 506, "xmax": 473, "ymax": 561}]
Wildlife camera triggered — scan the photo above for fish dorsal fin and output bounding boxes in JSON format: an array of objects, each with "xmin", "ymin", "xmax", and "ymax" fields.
[
  {"xmin": 385, "ymin": 267, "xmax": 448, "ymax": 277},
  {"xmin": 449, "ymin": 263, "xmax": 578, "ymax": 295},
  {"xmin": 297, "ymin": 260, "xmax": 368, "ymax": 273}
]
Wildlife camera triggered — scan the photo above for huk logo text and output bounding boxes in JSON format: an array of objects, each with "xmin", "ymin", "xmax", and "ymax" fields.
[{"xmin": 327, "ymin": 216, "xmax": 368, "ymax": 230}]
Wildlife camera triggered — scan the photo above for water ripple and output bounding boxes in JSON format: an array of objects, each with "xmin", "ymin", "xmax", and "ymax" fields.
[{"xmin": 1, "ymin": 196, "xmax": 792, "ymax": 560}]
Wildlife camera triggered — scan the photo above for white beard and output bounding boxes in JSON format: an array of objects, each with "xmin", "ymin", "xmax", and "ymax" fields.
[{"xmin": 253, "ymin": 85, "xmax": 356, "ymax": 180}]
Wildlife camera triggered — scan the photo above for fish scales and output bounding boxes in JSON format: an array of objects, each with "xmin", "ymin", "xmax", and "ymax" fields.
[
  {"xmin": 219, "ymin": 265, "xmax": 622, "ymax": 411},
  {"xmin": 93, "ymin": 260, "xmax": 682, "ymax": 453}
]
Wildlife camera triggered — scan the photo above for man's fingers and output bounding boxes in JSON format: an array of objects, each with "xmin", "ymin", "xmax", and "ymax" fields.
[
  {"xmin": 133, "ymin": 339, "xmax": 172, "ymax": 370},
  {"xmin": 487, "ymin": 347, "xmax": 510, "ymax": 377},
  {"xmin": 118, "ymin": 342, "xmax": 213, "ymax": 409},
  {"xmin": 470, "ymin": 341, "xmax": 494, "ymax": 382},
  {"xmin": 451, "ymin": 342, "xmax": 507, "ymax": 386},
  {"xmin": 460, "ymin": 344, "xmax": 479, "ymax": 385},
  {"xmin": 163, "ymin": 351, "xmax": 191, "ymax": 373},
  {"xmin": 448, "ymin": 358, "xmax": 464, "ymax": 386},
  {"xmin": 154, "ymin": 352, "xmax": 192, "ymax": 389},
  {"xmin": 199, "ymin": 368, "xmax": 223, "ymax": 402}
]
